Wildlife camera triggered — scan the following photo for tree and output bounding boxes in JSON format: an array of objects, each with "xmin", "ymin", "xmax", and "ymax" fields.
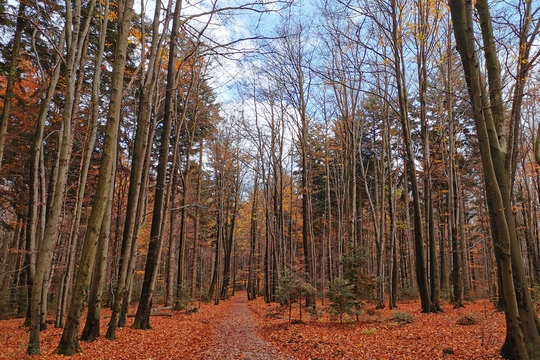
[
  {"xmin": 55, "ymin": 0, "xmax": 134, "ymax": 353},
  {"xmin": 0, "ymin": 0, "xmax": 26, "ymax": 169},
  {"xmin": 365, "ymin": 0, "xmax": 432, "ymax": 312},
  {"xmin": 56, "ymin": 0, "xmax": 110, "ymax": 329},
  {"xmin": 328, "ymin": 278, "xmax": 358, "ymax": 323},
  {"xmin": 278, "ymin": 268, "xmax": 315, "ymax": 323},
  {"xmin": 449, "ymin": 0, "xmax": 540, "ymax": 358},
  {"xmin": 132, "ymin": 0, "xmax": 184, "ymax": 330},
  {"xmin": 28, "ymin": 0, "xmax": 97, "ymax": 352},
  {"xmin": 106, "ymin": 0, "xmax": 167, "ymax": 340},
  {"xmin": 272, "ymin": 15, "xmax": 316, "ymax": 307}
]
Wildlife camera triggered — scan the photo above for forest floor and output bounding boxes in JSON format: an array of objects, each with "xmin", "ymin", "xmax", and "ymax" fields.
[{"xmin": 0, "ymin": 292, "xmax": 507, "ymax": 359}]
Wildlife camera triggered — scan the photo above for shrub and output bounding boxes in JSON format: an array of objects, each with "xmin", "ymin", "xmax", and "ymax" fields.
[
  {"xmin": 456, "ymin": 313, "xmax": 482, "ymax": 325},
  {"xmin": 398, "ymin": 286, "xmax": 418, "ymax": 301},
  {"xmin": 174, "ymin": 283, "xmax": 193, "ymax": 310},
  {"xmin": 392, "ymin": 311, "xmax": 415, "ymax": 324},
  {"xmin": 362, "ymin": 327, "xmax": 377, "ymax": 335}
]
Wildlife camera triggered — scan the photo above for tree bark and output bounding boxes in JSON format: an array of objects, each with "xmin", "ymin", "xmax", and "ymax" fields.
[
  {"xmin": 389, "ymin": 0, "xmax": 431, "ymax": 313},
  {"xmin": 55, "ymin": 0, "xmax": 132, "ymax": 352},
  {"xmin": 80, "ymin": 161, "xmax": 114, "ymax": 342},
  {"xmin": 28, "ymin": 0, "xmax": 88, "ymax": 350},
  {"xmin": 449, "ymin": 0, "xmax": 540, "ymax": 357},
  {"xmin": 0, "ymin": 1, "xmax": 26, "ymax": 169},
  {"xmin": 106, "ymin": 0, "xmax": 165, "ymax": 339},
  {"xmin": 132, "ymin": 0, "xmax": 184, "ymax": 330}
]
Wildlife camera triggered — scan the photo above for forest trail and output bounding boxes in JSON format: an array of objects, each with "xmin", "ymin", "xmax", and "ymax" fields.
[{"xmin": 200, "ymin": 293, "xmax": 294, "ymax": 360}]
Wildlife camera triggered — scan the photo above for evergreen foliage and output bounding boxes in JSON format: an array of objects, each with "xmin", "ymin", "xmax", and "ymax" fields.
[
  {"xmin": 343, "ymin": 252, "xmax": 377, "ymax": 301},
  {"xmin": 327, "ymin": 278, "xmax": 359, "ymax": 323},
  {"xmin": 278, "ymin": 268, "xmax": 315, "ymax": 322}
]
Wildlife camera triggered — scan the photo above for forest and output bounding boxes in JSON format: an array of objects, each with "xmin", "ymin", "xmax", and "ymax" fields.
[{"xmin": 1, "ymin": 0, "xmax": 540, "ymax": 358}]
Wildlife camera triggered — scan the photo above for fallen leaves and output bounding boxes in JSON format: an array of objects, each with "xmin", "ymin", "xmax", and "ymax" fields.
[
  {"xmin": 0, "ymin": 301, "xmax": 230, "ymax": 360},
  {"xmin": 201, "ymin": 295, "xmax": 292, "ymax": 359},
  {"xmin": 0, "ymin": 296, "xmax": 510, "ymax": 359},
  {"xmin": 248, "ymin": 298, "xmax": 505, "ymax": 359}
]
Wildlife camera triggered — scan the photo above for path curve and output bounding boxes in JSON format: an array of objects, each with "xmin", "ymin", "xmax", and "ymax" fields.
[{"xmin": 201, "ymin": 293, "xmax": 294, "ymax": 360}]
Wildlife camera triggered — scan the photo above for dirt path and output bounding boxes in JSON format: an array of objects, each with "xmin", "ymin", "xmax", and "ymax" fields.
[{"xmin": 200, "ymin": 293, "xmax": 294, "ymax": 360}]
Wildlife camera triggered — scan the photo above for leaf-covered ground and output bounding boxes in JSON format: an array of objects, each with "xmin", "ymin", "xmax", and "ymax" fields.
[
  {"xmin": 248, "ymin": 297, "xmax": 506, "ymax": 359},
  {"xmin": 0, "ymin": 294, "xmax": 508, "ymax": 359},
  {"xmin": 0, "ymin": 301, "xmax": 228, "ymax": 359}
]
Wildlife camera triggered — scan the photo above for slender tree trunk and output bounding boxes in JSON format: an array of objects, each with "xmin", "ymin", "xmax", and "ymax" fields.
[
  {"xmin": 166, "ymin": 150, "xmax": 180, "ymax": 307},
  {"xmin": 132, "ymin": 0, "xmax": 184, "ymax": 329},
  {"xmin": 386, "ymin": 114, "xmax": 397, "ymax": 309},
  {"xmin": 55, "ymin": 0, "xmax": 132, "ymax": 352},
  {"xmin": 299, "ymin": 93, "xmax": 314, "ymax": 307},
  {"xmin": 443, "ymin": 25, "xmax": 462, "ymax": 307},
  {"xmin": 80, "ymin": 160, "xmax": 115, "ymax": 342},
  {"xmin": 106, "ymin": 0, "xmax": 164, "ymax": 339},
  {"xmin": 248, "ymin": 171, "xmax": 259, "ymax": 301},
  {"xmin": 210, "ymin": 204, "xmax": 224, "ymax": 304},
  {"xmin": 390, "ymin": 0, "xmax": 431, "ymax": 312},
  {"xmin": 0, "ymin": 1, "xmax": 26, "ymax": 169},
  {"xmin": 176, "ymin": 146, "xmax": 192, "ymax": 305},
  {"xmin": 458, "ymin": 181, "xmax": 471, "ymax": 299},
  {"xmin": 221, "ymin": 178, "xmax": 239, "ymax": 300},
  {"xmin": 417, "ymin": 0, "xmax": 440, "ymax": 312},
  {"xmin": 449, "ymin": 0, "xmax": 540, "ymax": 356},
  {"xmin": 28, "ymin": 0, "xmax": 87, "ymax": 349},
  {"xmin": 190, "ymin": 140, "xmax": 203, "ymax": 299},
  {"xmin": 55, "ymin": 31, "xmax": 91, "ymax": 328},
  {"xmin": 23, "ymin": 27, "xmax": 65, "ymax": 328}
]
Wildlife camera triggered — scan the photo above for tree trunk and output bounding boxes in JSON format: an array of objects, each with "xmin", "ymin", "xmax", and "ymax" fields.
[
  {"xmin": 23, "ymin": 26, "xmax": 65, "ymax": 328},
  {"xmin": 190, "ymin": 140, "xmax": 204, "ymax": 299},
  {"xmin": 55, "ymin": 0, "xmax": 132, "ymax": 352},
  {"xmin": 390, "ymin": 0, "xmax": 431, "ymax": 313},
  {"xmin": 221, "ymin": 178, "xmax": 239, "ymax": 300},
  {"xmin": 248, "ymin": 171, "xmax": 259, "ymax": 301},
  {"xmin": 449, "ymin": 0, "xmax": 540, "ymax": 357},
  {"xmin": 133, "ymin": 0, "xmax": 184, "ymax": 331},
  {"xmin": 28, "ymin": 0, "xmax": 87, "ymax": 350},
  {"xmin": 106, "ymin": 0, "xmax": 164, "ymax": 339},
  {"xmin": 175, "ymin": 146, "xmax": 191, "ymax": 305},
  {"xmin": 80, "ymin": 163, "xmax": 114, "ymax": 342},
  {"xmin": 0, "ymin": 1, "xmax": 26, "ymax": 169},
  {"xmin": 387, "ymin": 117, "xmax": 397, "ymax": 309},
  {"xmin": 444, "ymin": 25, "xmax": 463, "ymax": 308},
  {"xmin": 166, "ymin": 151, "xmax": 180, "ymax": 307},
  {"xmin": 417, "ymin": 0, "xmax": 441, "ymax": 312}
]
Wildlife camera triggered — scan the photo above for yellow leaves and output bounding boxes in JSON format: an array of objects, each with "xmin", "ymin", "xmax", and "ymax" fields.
[
  {"xmin": 128, "ymin": 27, "xmax": 143, "ymax": 45},
  {"xmin": 108, "ymin": 10, "xmax": 118, "ymax": 22},
  {"xmin": 130, "ymin": 27, "xmax": 142, "ymax": 41},
  {"xmin": 414, "ymin": 32, "xmax": 426, "ymax": 41}
]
